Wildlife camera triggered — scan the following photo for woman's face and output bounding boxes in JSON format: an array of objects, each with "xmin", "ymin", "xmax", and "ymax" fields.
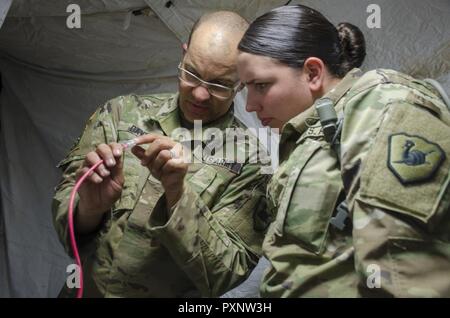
[{"xmin": 237, "ymin": 52, "xmax": 314, "ymax": 130}]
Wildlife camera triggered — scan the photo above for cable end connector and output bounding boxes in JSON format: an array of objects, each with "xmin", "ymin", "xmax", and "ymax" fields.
[{"xmin": 120, "ymin": 139, "xmax": 137, "ymax": 150}]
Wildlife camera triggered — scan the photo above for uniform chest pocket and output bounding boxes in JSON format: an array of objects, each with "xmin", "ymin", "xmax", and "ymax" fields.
[
  {"xmin": 186, "ymin": 164, "xmax": 220, "ymax": 207},
  {"xmin": 273, "ymin": 139, "xmax": 343, "ymax": 255}
]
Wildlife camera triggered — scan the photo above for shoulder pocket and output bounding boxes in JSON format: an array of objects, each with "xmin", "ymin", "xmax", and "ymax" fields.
[
  {"xmin": 359, "ymin": 101, "xmax": 450, "ymax": 224},
  {"xmin": 274, "ymin": 139, "xmax": 342, "ymax": 254}
]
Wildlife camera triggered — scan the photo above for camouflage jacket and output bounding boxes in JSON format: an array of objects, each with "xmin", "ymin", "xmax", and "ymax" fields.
[
  {"xmin": 53, "ymin": 93, "xmax": 270, "ymax": 297},
  {"xmin": 261, "ymin": 69, "xmax": 450, "ymax": 297}
]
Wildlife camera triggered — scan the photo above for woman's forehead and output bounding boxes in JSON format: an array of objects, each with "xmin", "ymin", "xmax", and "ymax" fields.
[{"xmin": 238, "ymin": 53, "xmax": 292, "ymax": 76}]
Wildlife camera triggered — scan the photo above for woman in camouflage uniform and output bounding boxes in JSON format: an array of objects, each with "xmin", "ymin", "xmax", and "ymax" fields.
[{"xmin": 237, "ymin": 4, "xmax": 450, "ymax": 297}]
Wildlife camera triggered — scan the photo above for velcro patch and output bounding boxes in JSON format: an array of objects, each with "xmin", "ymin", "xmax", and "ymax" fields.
[{"xmin": 388, "ymin": 133, "xmax": 445, "ymax": 185}]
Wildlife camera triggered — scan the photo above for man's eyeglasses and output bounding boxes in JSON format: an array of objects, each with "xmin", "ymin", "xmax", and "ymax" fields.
[{"xmin": 178, "ymin": 63, "xmax": 243, "ymax": 100}]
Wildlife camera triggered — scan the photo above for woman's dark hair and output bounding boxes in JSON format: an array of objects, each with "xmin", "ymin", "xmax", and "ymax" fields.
[{"xmin": 238, "ymin": 5, "xmax": 366, "ymax": 78}]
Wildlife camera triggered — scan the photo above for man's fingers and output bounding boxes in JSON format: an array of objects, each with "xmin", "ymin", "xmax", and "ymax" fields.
[
  {"xmin": 85, "ymin": 151, "xmax": 109, "ymax": 178},
  {"xmin": 110, "ymin": 142, "xmax": 123, "ymax": 158},
  {"xmin": 160, "ymin": 158, "xmax": 188, "ymax": 184},
  {"xmin": 151, "ymin": 149, "xmax": 172, "ymax": 179},
  {"xmin": 77, "ymin": 166, "xmax": 103, "ymax": 184},
  {"xmin": 131, "ymin": 140, "xmax": 171, "ymax": 163},
  {"xmin": 131, "ymin": 135, "xmax": 182, "ymax": 176},
  {"xmin": 162, "ymin": 158, "xmax": 188, "ymax": 173},
  {"xmin": 152, "ymin": 142, "xmax": 184, "ymax": 173},
  {"xmin": 169, "ymin": 143, "xmax": 184, "ymax": 159},
  {"xmin": 142, "ymin": 138, "xmax": 174, "ymax": 167},
  {"xmin": 109, "ymin": 151, "xmax": 124, "ymax": 182},
  {"xmin": 78, "ymin": 142, "xmax": 126, "ymax": 186},
  {"xmin": 131, "ymin": 145, "xmax": 146, "ymax": 160},
  {"xmin": 133, "ymin": 134, "xmax": 162, "ymax": 146},
  {"xmin": 96, "ymin": 143, "xmax": 116, "ymax": 168}
]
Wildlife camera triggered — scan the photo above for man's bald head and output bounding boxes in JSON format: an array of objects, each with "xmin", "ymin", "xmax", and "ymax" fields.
[
  {"xmin": 188, "ymin": 11, "xmax": 249, "ymax": 46},
  {"xmin": 186, "ymin": 11, "xmax": 249, "ymax": 64}
]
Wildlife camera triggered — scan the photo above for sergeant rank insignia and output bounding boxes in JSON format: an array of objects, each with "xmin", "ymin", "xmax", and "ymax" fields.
[{"xmin": 388, "ymin": 133, "xmax": 445, "ymax": 185}]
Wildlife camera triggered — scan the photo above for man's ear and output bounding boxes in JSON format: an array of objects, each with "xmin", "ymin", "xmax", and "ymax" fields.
[
  {"xmin": 303, "ymin": 57, "xmax": 325, "ymax": 94},
  {"xmin": 182, "ymin": 43, "xmax": 188, "ymax": 55}
]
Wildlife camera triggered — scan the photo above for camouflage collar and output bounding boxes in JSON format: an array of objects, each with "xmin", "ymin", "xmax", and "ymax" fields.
[
  {"xmin": 281, "ymin": 68, "xmax": 363, "ymax": 142},
  {"xmin": 324, "ymin": 68, "xmax": 364, "ymax": 107},
  {"xmin": 155, "ymin": 93, "xmax": 181, "ymax": 136}
]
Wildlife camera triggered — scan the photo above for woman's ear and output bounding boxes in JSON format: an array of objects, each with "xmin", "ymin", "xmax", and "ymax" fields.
[
  {"xmin": 182, "ymin": 43, "xmax": 188, "ymax": 55},
  {"xmin": 303, "ymin": 57, "xmax": 325, "ymax": 94}
]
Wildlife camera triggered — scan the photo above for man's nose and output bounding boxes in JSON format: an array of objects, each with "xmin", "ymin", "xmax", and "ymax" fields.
[{"xmin": 191, "ymin": 85, "xmax": 211, "ymax": 102}]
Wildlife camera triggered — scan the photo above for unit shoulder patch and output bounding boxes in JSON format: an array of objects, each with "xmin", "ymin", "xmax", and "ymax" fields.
[{"xmin": 388, "ymin": 133, "xmax": 445, "ymax": 185}]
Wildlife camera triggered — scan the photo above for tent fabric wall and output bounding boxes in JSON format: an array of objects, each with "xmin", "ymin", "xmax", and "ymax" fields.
[
  {"xmin": 0, "ymin": 0, "xmax": 449, "ymax": 297},
  {"xmin": 300, "ymin": 0, "xmax": 450, "ymax": 89},
  {"xmin": 0, "ymin": 0, "xmax": 285, "ymax": 297},
  {"xmin": 0, "ymin": 58, "xmax": 179, "ymax": 297},
  {"xmin": 0, "ymin": 0, "xmax": 13, "ymax": 29}
]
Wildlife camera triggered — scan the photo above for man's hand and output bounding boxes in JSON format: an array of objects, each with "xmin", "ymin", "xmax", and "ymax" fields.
[
  {"xmin": 75, "ymin": 142, "xmax": 124, "ymax": 234},
  {"xmin": 131, "ymin": 134, "xmax": 188, "ymax": 211}
]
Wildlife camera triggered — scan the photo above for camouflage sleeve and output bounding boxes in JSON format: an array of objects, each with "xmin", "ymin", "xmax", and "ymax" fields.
[
  {"xmin": 52, "ymin": 98, "xmax": 123, "ymax": 254},
  {"xmin": 341, "ymin": 82, "xmax": 450, "ymax": 297},
  {"xmin": 147, "ymin": 163, "xmax": 269, "ymax": 297}
]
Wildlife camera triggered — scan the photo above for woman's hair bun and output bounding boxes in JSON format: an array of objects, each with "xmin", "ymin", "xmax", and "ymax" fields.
[{"xmin": 337, "ymin": 22, "xmax": 366, "ymax": 73}]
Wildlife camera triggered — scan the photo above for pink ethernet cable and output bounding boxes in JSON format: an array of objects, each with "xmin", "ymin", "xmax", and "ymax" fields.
[{"xmin": 67, "ymin": 139, "xmax": 136, "ymax": 298}]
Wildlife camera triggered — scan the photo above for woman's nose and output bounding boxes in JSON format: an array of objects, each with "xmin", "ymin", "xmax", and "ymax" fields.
[{"xmin": 246, "ymin": 96, "xmax": 261, "ymax": 112}]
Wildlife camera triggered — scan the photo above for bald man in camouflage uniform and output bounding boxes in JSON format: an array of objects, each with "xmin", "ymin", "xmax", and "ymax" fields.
[
  {"xmin": 53, "ymin": 12, "xmax": 270, "ymax": 297},
  {"xmin": 262, "ymin": 68, "xmax": 450, "ymax": 297}
]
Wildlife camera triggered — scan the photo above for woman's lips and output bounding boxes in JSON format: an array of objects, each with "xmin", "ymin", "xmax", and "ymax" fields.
[{"xmin": 260, "ymin": 118, "xmax": 272, "ymax": 126}]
